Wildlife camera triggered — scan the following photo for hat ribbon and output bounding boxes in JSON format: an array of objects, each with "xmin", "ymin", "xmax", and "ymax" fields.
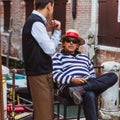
[{"xmin": 66, "ymin": 32, "xmax": 79, "ymax": 37}]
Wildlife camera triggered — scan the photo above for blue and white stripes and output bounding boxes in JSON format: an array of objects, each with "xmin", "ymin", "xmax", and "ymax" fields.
[{"xmin": 52, "ymin": 51, "xmax": 96, "ymax": 84}]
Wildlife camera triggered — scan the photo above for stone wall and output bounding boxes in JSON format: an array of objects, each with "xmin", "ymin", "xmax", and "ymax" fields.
[
  {"xmin": 66, "ymin": 0, "xmax": 91, "ymax": 50},
  {"xmin": 66, "ymin": 0, "xmax": 120, "ymax": 66}
]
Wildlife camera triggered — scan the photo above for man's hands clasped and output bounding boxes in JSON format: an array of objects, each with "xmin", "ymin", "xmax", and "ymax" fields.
[{"xmin": 71, "ymin": 77, "xmax": 87, "ymax": 85}]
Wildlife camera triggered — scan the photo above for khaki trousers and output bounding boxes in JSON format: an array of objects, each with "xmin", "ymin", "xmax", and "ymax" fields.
[{"xmin": 28, "ymin": 74, "xmax": 54, "ymax": 120}]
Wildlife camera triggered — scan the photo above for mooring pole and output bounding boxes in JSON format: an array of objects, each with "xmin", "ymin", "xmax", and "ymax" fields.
[{"xmin": 0, "ymin": 15, "xmax": 4, "ymax": 120}]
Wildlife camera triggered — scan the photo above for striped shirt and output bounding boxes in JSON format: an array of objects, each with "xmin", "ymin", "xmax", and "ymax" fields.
[{"xmin": 52, "ymin": 49, "xmax": 96, "ymax": 85}]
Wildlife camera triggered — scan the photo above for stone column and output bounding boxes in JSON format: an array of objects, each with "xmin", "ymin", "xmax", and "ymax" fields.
[{"xmin": 100, "ymin": 61, "xmax": 120, "ymax": 120}]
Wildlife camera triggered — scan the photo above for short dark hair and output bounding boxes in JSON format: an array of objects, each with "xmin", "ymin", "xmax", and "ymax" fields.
[{"xmin": 34, "ymin": 0, "xmax": 54, "ymax": 10}]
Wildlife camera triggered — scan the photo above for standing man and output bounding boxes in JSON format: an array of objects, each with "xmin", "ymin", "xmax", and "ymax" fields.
[
  {"xmin": 22, "ymin": 0, "xmax": 61, "ymax": 120},
  {"xmin": 52, "ymin": 29, "xmax": 117, "ymax": 120}
]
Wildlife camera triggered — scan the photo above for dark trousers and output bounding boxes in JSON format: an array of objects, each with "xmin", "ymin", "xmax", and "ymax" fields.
[
  {"xmin": 83, "ymin": 91, "xmax": 98, "ymax": 120},
  {"xmin": 83, "ymin": 72, "xmax": 117, "ymax": 95},
  {"xmin": 82, "ymin": 72, "xmax": 117, "ymax": 120},
  {"xmin": 63, "ymin": 72, "xmax": 118, "ymax": 120}
]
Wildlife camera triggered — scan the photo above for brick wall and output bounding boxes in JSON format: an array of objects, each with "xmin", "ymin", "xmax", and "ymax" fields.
[
  {"xmin": 1, "ymin": 0, "xmax": 120, "ymax": 67},
  {"xmin": 95, "ymin": 50, "xmax": 120, "ymax": 66},
  {"xmin": 1, "ymin": 0, "xmax": 92, "ymax": 59},
  {"xmin": 10, "ymin": 0, "xmax": 25, "ymax": 58},
  {"xmin": 66, "ymin": 0, "xmax": 120, "ymax": 67},
  {"xmin": 66, "ymin": 0, "xmax": 91, "ymax": 53},
  {"xmin": 66, "ymin": 0, "xmax": 91, "ymax": 39},
  {"xmin": 0, "ymin": 0, "xmax": 26, "ymax": 60}
]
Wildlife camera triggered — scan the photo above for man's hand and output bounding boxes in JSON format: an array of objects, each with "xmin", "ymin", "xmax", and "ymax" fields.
[
  {"xmin": 71, "ymin": 77, "xmax": 87, "ymax": 85},
  {"xmin": 52, "ymin": 20, "xmax": 61, "ymax": 30},
  {"xmin": 46, "ymin": 19, "xmax": 61, "ymax": 31}
]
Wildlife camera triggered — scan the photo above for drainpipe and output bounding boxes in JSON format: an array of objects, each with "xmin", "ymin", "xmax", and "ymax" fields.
[
  {"xmin": 72, "ymin": 0, "xmax": 77, "ymax": 19},
  {"xmin": 72, "ymin": 0, "xmax": 77, "ymax": 28},
  {"xmin": 100, "ymin": 61, "xmax": 120, "ymax": 120},
  {"xmin": 6, "ymin": 17, "xmax": 13, "ymax": 68}
]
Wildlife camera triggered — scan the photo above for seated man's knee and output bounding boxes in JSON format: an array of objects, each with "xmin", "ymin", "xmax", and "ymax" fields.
[
  {"xmin": 84, "ymin": 91, "xmax": 96, "ymax": 102},
  {"xmin": 108, "ymin": 72, "xmax": 118, "ymax": 84}
]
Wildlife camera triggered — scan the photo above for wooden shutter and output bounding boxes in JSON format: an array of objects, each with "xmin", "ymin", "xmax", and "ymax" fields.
[{"xmin": 98, "ymin": 0, "xmax": 120, "ymax": 47}]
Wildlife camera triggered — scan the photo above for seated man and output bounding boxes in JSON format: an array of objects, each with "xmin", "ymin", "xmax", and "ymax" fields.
[{"xmin": 52, "ymin": 29, "xmax": 118, "ymax": 120}]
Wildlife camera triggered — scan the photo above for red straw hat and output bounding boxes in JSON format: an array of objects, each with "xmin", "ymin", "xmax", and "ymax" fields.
[{"xmin": 61, "ymin": 29, "xmax": 85, "ymax": 45}]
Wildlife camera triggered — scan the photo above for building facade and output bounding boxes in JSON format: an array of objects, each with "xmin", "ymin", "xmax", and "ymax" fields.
[{"xmin": 0, "ymin": 0, "xmax": 120, "ymax": 67}]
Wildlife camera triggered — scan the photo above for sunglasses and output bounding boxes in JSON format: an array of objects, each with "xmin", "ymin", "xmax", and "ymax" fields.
[{"xmin": 65, "ymin": 38, "xmax": 80, "ymax": 44}]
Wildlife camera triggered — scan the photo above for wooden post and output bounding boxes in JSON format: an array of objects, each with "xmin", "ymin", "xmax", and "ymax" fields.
[
  {"xmin": 0, "ymin": 1, "xmax": 4, "ymax": 118},
  {"xmin": 0, "ymin": 28, "xmax": 4, "ymax": 120},
  {"xmin": 0, "ymin": 0, "xmax": 4, "ymax": 120}
]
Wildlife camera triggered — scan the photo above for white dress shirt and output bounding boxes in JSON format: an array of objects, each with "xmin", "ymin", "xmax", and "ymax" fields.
[{"xmin": 31, "ymin": 10, "xmax": 61, "ymax": 56}]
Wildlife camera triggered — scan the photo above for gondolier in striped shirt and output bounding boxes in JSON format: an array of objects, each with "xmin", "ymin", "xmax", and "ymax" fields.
[{"xmin": 52, "ymin": 29, "xmax": 118, "ymax": 120}]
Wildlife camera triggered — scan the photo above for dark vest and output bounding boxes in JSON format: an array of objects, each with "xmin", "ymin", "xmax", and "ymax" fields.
[{"xmin": 22, "ymin": 14, "xmax": 52, "ymax": 76}]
